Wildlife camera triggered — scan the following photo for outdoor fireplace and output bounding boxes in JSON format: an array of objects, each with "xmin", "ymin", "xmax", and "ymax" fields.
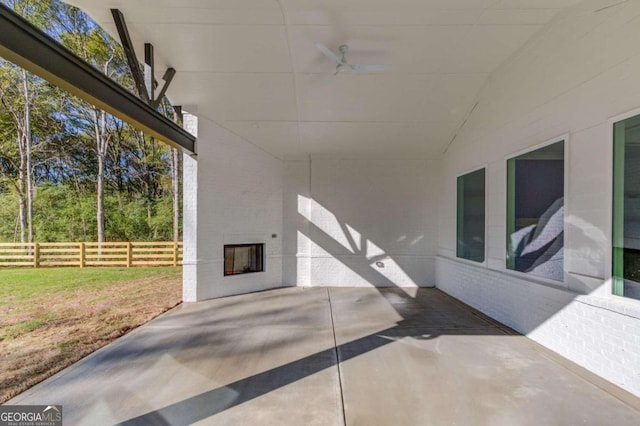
[{"xmin": 224, "ymin": 243, "xmax": 264, "ymax": 276}]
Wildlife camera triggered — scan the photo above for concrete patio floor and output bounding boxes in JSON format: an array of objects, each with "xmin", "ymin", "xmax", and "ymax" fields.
[{"xmin": 10, "ymin": 287, "xmax": 640, "ymax": 425}]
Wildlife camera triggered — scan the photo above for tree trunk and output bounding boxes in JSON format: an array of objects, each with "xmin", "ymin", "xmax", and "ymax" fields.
[
  {"xmin": 2, "ymin": 86, "xmax": 29, "ymax": 245},
  {"xmin": 17, "ymin": 147, "xmax": 27, "ymax": 244},
  {"xmin": 97, "ymin": 152, "xmax": 105, "ymax": 243},
  {"xmin": 94, "ymin": 107, "xmax": 109, "ymax": 244},
  {"xmin": 22, "ymin": 69, "xmax": 34, "ymax": 243},
  {"xmin": 94, "ymin": 60, "xmax": 113, "ymax": 244}
]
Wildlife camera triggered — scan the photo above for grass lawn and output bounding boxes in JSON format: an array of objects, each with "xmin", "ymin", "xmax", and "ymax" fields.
[{"xmin": 0, "ymin": 267, "xmax": 182, "ymax": 403}]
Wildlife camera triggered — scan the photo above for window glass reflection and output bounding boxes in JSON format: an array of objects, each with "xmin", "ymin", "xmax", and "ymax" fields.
[{"xmin": 507, "ymin": 141, "xmax": 564, "ymax": 281}]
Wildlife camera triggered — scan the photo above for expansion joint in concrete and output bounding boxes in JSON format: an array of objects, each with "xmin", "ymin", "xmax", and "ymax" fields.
[{"xmin": 327, "ymin": 288, "xmax": 347, "ymax": 426}]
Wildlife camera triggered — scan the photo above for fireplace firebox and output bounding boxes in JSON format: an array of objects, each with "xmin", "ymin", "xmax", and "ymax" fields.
[{"xmin": 224, "ymin": 243, "xmax": 264, "ymax": 276}]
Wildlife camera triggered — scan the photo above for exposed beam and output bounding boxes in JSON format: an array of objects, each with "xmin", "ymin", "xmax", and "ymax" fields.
[
  {"xmin": 114, "ymin": 14, "xmax": 177, "ymax": 110},
  {"xmin": 143, "ymin": 42, "xmax": 177, "ymax": 109},
  {"xmin": 0, "ymin": 3, "xmax": 195, "ymax": 154},
  {"xmin": 154, "ymin": 68, "xmax": 176, "ymax": 109},
  {"xmin": 111, "ymin": 8, "xmax": 150, "ymax": 104},
  {"xmin": 144, "ymin": 42, "xmax": 155, "ymax": 101}
]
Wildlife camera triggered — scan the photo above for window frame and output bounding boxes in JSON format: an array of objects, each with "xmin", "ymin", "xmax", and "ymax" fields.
[
  {"xmin": 504, "ymin": 135, "xmax": 569, "ymax": 286},
  {"xmin": 455, "ymin": 165, "xmax": 488, "ymax": 266},
  {"xmin": 609, "ymin": 107, "xmax": 640, "ymax": 301}
]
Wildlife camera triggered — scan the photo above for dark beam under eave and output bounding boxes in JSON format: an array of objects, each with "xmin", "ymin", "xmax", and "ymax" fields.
[
  {"xmin": 0, "ymin": 4, "xmax": 196, "ymax": 154},
  {"xmin": 111, "ymin": 8, "xmax": 150, "ymax": 104}
]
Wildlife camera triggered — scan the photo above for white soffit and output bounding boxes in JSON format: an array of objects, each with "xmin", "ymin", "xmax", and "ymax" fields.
[{"xmin": 67, "ymin": 0, "xmax": 583, "ymax": 159}]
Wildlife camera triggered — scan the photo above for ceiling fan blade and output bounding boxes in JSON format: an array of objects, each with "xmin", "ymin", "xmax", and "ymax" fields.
[
  {"xmin": 316, "ymin": 43, "xmax": 342, "ymax": 65},
  {"xmin": 350, "ymin": 64, "xmax": 389, "ymax": 73}
]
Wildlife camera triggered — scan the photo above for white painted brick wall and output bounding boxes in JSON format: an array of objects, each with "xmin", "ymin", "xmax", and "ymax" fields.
[
  {"xmin": 184, "ymin": 115, "xmax": 284, "ymax": 300},
  {"xmin": 436, "ymin": 257, "xmax": 640, "ymax": 397},
  {"xmin": 181, "ymin": 112, "xmax": 199, "ymax": 302},
  {"xmin": 182, "ymin": 152, "xmax": 198, "ymax": 302},
  {"xmin": 436, "ymin": 0, "xmax": 640, "ymax": 397},
  {"xmin": 283, "ymin": 158, "xmax": 439, "ymax": 287}
]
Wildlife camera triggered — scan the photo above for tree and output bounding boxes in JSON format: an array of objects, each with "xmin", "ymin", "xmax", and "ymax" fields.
[
  {"xmin": 56, "ymin": 4, "xmax": 133, "ymax": 243},
  {"xmin": 0, "ymin": 0, "xmax": 56, "ymax": 243},
  {"xmin": 0, "ymin": 61, "xmax": 56, "ymax": 243}
]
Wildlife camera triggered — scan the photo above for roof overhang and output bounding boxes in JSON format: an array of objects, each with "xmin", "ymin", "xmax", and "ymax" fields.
[{"xmin": 64, "ymin": 0, "xmax": 582, "ymax": 160}]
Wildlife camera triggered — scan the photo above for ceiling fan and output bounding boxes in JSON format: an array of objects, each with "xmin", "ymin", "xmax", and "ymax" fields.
[{"xmin": 316, "ymin": 43, "xmax": 388, "ymax": 79}]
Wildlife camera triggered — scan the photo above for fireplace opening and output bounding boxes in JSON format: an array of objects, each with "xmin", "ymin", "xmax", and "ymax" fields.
[{"xmin": 224, "ymin": 243, "xmax": 264, "ymax": 276}]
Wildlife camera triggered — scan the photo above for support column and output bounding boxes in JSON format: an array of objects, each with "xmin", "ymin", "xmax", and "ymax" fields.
[{"xmin": 182, "ymin": 112, "xmax": 198, "ymax": 302}]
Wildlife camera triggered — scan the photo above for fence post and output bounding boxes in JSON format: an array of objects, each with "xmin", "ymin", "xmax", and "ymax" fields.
[
  {"xmin": 173, "ymin": 241, "xmax": 178, "ymax": 267},
  {"xmin": 33, "ymin": 243, "xmax": 40, "ymax": 268},
  {"xmin": 127, "ymin": 242, "xmax": 132, "ymax": 267},
  {"xmin": 79, "ymin": 242, "xmax": 85, "ymax": 268}
]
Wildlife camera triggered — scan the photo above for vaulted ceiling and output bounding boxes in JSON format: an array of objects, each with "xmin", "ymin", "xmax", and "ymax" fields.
[{"xmin": 68, "ymin": 0, "xmax": 583, "ymax": 159}]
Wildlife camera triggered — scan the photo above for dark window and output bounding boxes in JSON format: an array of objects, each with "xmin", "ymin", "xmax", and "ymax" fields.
[
  {"xmin": 457, "ymin": 168, "xmax": 486, "ymax": 262},
  {"xmin": 613, "ymin": 113, "xmax": 640, "ymax": 300},
  {"xmin": 506, "ymin": 141, "xmax": 564, "ymax": 281},
  {"xmin": 224, "ymin": 244, "xmax": 264, "ymax": 276}
]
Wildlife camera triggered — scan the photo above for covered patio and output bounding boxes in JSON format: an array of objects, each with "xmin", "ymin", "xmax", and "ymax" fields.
[
  {"xmin": 10, "ymin": 288, "xmax": 640, "ymax": 424},
  {"xmin": 2, "ymin": 0, "xmax": 640, "ymax": 419}
]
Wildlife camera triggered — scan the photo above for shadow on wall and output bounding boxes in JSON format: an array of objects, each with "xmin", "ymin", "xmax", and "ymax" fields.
[{"xmin": 294, "ymin": 195, "xmax": 429, "ymax": 288}]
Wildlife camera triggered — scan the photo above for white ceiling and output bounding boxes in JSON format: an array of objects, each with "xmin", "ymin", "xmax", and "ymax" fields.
[{"xmin": 67, "ymin": 0, "xmax": 583, "ymax": 159}]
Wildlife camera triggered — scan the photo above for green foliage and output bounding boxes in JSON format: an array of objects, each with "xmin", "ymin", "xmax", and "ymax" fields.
[
  {"xmin": 0, "ymin": 184, "xmax": 179, "ymax": 242},
  {"xmin": 31, "ymin": 184, "xmax": 95, "ymax": 242},
  {"xmin": 0, "ymin": 191, "xmax": 19, "ymax": 240},
  {"xmin": 102, "ymin": 193, "xmax": 176, "ymax": 242},
  {"xmin": 149, "ymin": 195, "xmax": 177, "ymax": 240}
]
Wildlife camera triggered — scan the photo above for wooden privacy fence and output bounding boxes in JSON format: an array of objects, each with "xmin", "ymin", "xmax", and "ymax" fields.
[{"xmin": 0, "ymin": 242, "xmax": 183, "ymax": 268}]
